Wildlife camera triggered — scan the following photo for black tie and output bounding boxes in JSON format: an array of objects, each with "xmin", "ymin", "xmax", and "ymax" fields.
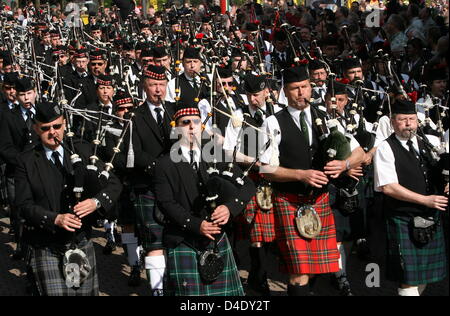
[
  {"xmin": 300, "ymin": 111, "xmax": 310, "ymax": 146},
  {"xmin": 407, "ymin": 139, "xmax": 420, "ymax": 161},
  {"xmin": 254, "ymin": 109, "xmax": 264, "ymax": 126},
  {"xmin": 191, "ymin": 78, "xmax": 199, "ymax": 91},
  {"xmin": 189, "ymin": 150, "xmax": 198, "ymax": 171},
  {"xmin": 154, "ymin": 107, "xmax": 163, "ymax": 128},
  {"xmin": 25, "ymin": 110, "xmax": 33, "ymax": 130},
  {"xmin": 52, "ymin": 151, "xmax": 65, "ymax": 174}
]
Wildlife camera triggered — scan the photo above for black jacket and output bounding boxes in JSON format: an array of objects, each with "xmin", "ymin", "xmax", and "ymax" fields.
[
  {"xmin": 0, "ymin": 106, "xmax": 39, "ymax": 176},
  {"xmin": 153, "ymin": 154, "xmax": 256, "ymax": 249},
  {"xmin": 125, "ymin": 102, "xmax": 175, "ymax": 189},
  {"xmin": 15, "ymin": 141, "xmax": 122, "ymax": 247}
]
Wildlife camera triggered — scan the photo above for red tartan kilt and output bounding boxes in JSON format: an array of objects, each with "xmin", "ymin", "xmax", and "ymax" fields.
[
  {"xmin": 274, "ymin": 193, "xmax": 340, "ymax": 275},
  {"xmin": 233, "ymin": 196, "xmax": 276, "ymax": 244}
]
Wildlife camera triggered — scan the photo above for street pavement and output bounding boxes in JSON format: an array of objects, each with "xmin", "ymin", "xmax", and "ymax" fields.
[{"xmin": 0, "ymin": 211, "xmax": 448, "ymax": 296}]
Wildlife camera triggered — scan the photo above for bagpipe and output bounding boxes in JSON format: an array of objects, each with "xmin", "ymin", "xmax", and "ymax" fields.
[
  {"xmin": 319, "ymin": 74, "xmax": 352, "ymax": 162},
  {"xmin": 409, "ymin": 128, "xmax": 449, "ymax": 196}
]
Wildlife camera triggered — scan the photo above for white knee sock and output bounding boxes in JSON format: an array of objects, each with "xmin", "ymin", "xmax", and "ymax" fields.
[
  {"xmin": 398, "ymin": 287, "xmax": 419, "ymax": 296},
  {"xmin": 104, "ymin": 221, "xmax": 115, "ymax": 242},
  {"xmin": 121, "ymin": 233, "xmax": 140, "ymax": 267},
  {"xmin": 145, "ymin": 256, "xmax": 166, "ymax": 291},
  {"xmin": 335, "ymin": 244, "xmax": 347, "ymax": 278}
]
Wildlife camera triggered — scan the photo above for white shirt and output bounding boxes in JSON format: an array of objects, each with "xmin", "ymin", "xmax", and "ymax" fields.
[
  {"xmin": 20, "ymin": 106, "xmax": 36, "ymax": 122},
  {"xmin": 100, "ymin": 102, "xmax": 113, "ymax": 116},
  {"xmin": 326, "ymin": 113, "xmax": 364, "ymax": 152},
  {"xmin": 44, "ymin": 145, "xmax": 65, "ymax": 165},
  {"xmin": 166, "ymin": 72, "xmax": 203, "ymax": 103},
  {"xmin": 223, "ymin": 104, "xmax": 282, "ymax": 153},
  {"xmin": 259, "ymin": 106, "xmax": 314, "ymax": 165},
  {"xmin": 7, "ymin": 100, "xmax": 18, "ymax": 110},
  {"xmin": 374, "ymin": 134, "xmax": 440, "ymax": 192},
  {"xmin": 313, "ymin": 85, "xmax": 327, "ymax": 103},
  {"xmin": 374, "ymin": 112, "xmax": 436, "ymax": 147},
  {"xmin": 197, "ymin": 95, "xmax": 238, "ymax": 133},
  {"xmin": 147, "ymin": 101, "xmax": 165, "ymax": 123},
  {"xmin": 179, "ymin": 145, "xmax": 201, "ymax": 169}
]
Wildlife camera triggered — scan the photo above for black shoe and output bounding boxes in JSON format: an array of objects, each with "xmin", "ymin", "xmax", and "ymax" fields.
[
  {"xmin": 333, "ymin": 274, "xmax": 354, "ymax": 296},
  {"xmin": 103, "ymin": 239, "xmax": 117, "ymax": 255},
  {"xmin": 355, "ymin": 239, "xmax": 371, "ymax": 260},
  {"xmin": 287, "ymin": 283, "xmax": 310, "ymax": 296},
  {"xmin": 128, "ymin": 265, "xmax": 141, "ymax": 287},
  {"xmin": 152, "ymin": 289, "xmax": 164, "ymax": 296},
  {"xmin": 247, "ymin": 274, "xmax": 271, "ymax": 296}
]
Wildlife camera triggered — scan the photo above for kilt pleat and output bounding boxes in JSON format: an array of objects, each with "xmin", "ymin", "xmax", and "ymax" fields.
[
  {"xmin": 28, "ymin": 240, "xmax": 99, "ymax": 296},
  {"xmin": 134, "ymin": 191, "xmax": 164, "ymax": 251},
  {"xmin": 274, "ymin": 193, "xmax": 340, "ymax": 275},
  {"xmin": 167, "ymin": 234, "xmax": 244, "ymax": 296},
  {"xmin": 386, "ymin": 215, "xmax": 447, "ymax": 286}
]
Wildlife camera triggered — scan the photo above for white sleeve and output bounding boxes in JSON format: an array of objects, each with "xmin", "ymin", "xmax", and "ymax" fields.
[
  {"xmin": 223, "ymin": 110, "xmax": 244, "ymax": 151},
  {"xmin": 198, "ymin": 99, "xmax": 212, "ymax": 132},
  {"xmin": 165, "ymin": 79, "xmax": 176, "ymax": 103},
  {"xmin": 349, "ymin": 135, "xmax": 360, "ymax": 152},
  {"xmin": 445, "ymin": 130, "xmax": 449, "ymax": 153},
  {"xmin": 259, "ymin": 116, "xmax": 281, "ymax": 166},
  {"xmin": 373, "ymin": 140, "xmax": 398, "ymax": 192},
  {"xmin": 375, "ymin": 116, "xmax": 392, "ymax": 147}
]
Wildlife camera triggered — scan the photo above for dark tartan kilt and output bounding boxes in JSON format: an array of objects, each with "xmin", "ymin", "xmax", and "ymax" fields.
[
  {"xmin": 134, "ymin": 191, "xmax": 164, "ymax": 252},
  {"xmin": 386, "ymin": 215, "xmax": 447, "ymax": 286},
  {"xmin": 274, "ymin": 193, "xmax": 340, "ymax": 275},
  {"xmin": 234, "ymin": 195, "xmax": 276, "ymax": 244},
  {"xmin": 166, "ymin": 234, "xmax": 244, "ymax": 296},
  {"xmin": 27, "ymin": 240, "xmax": 99, "ymax": 296}
]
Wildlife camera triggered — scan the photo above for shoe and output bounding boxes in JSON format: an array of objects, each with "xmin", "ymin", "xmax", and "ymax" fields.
[
  {"xmin": 308, "ymin": 276, "xmax": 318, "ymax": 296},
  {"xmin": 333, "ymin": 274, "xmax": 354, "ymax": 296},
  {"xmin": 128, "ymin": 265, "xmax": 141, "ymax": 287},
  {"xmin": 152, "ymin": 289, "xmax": 164, "ymax": 296},
  {"xmin": 355, "ymin": 239, "xmax": 371, "ymax": 260},
  {"xmin": 247, "ymin": 274, "xmax": 271, "ymax": 296},
  {"xmin": 103, "ymin": 239, "xmax": 116, "ymax": 255}
]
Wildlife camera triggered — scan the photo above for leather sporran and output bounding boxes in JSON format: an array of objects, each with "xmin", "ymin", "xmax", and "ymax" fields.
[
  {"xmin": 197, "ymin": 249, "xmax": 224, "ymax": 283},
  {"xmin": 256, "ymin": 184, "xmax": 273, "ymax": 211},
  {"xmin": 295, "ymin": 205, "xmax": 322, "ymax": 239},
  {"xmin": 337, "ymin": 187, "xmax": 359, "ymax": 215},
  {"xmin": 63, "ymin": 248, "xmax": 92, "ymax": 288},
  {"xmin": 410, "ymin": 216, "xmax": 438, "ymax": 246}
]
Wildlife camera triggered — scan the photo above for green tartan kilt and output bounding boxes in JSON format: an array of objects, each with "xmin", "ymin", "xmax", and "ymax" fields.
[
  {"xmin": 386, "ymin": 215, "xmax": 447, "ymax": 286},
  {"xmin": 27, "ymin": 240, "xmax": 99, "ymax": 296},
  {"xmin": 134, "ymin": 191, "xmax": 164, "ymax": 252},
  {"xmin": 166, "ymin": 234, "xmax": 244, "ymax": 296}
]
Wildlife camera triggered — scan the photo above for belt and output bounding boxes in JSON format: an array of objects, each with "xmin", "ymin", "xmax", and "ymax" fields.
[
  {"xmin": 31, "ymin": 232, "xmax": 89, "ymax": 255},
  {"xmin": 277, "ymin": 192, "xmax": 328, "ymax": 205}
]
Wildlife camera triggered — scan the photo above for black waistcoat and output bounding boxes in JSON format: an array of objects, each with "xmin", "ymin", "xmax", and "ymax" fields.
[
  {"xmin": 273, "ymin": 108, "xmax": 321, "ymax": 195},
  {"xmin": 384, "ymin": 134, "xmax": 435, "ymax": 216},
  {"xmin": 178, "ymin": 74, "xmax": 209, "ymax": 105},
  {"xmin": 214, "ymin": 95, "xmax": 242, "ymax": 137},
  {"xmin": 239, "ymin": 104, "xmax": 274, "ymax": 158}
]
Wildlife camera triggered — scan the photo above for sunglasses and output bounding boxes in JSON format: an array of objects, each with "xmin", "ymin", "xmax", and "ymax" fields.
[
  {"xmin": 91, "ymin": 62, "xmax": 105, "ymax": 66},
  {"xmin": 117, "ymin": 107, "xmax": 132, "ymax": 112},
  {"xmin": 40, "ymin": 124, "xmax": 63, "ymax": 132},
  {"xmin": 179, "ymin": 119, "xmax": 201, "ymax": 126}
]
